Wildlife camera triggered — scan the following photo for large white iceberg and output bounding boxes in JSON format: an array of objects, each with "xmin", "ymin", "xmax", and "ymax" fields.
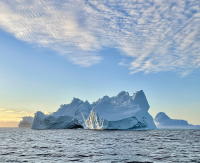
[
  {"xmin": 18, "ymin": 116, "xmax": 33, "ymax": 128},
  {"xmin": 32, "ymin": 90, "xmax": 156, "ymax": 130},
  {"xmin": 154, "ymin": 112, "xmax": 200, "ymax": 129}
]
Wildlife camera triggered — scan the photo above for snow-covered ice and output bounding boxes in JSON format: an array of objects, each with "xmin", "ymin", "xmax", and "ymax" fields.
[
  {"xmin": 154, "ymin": 112, "xmax": 200, "ymax": 129},
  {"xmin": 18, "ymin": 116, "xmax": 33, "ymax": 128},
  {"xmin": 32, "ymin": 90, "xmax": 156, "ymax": 130}
]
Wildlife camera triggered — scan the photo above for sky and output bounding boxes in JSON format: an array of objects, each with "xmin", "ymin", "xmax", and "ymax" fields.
[{"xmin": 0, "ymin": 0, "xmax": 200, "ymax": 127}]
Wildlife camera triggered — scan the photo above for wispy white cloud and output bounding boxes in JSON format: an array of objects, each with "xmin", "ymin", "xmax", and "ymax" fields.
[
  {"xmin": 0, "ymin": 0, "xmax": 200, "ymax": 75},
  {"xmin": 0, "ymin": 0, "xmax": 101, "ymax": 66}
]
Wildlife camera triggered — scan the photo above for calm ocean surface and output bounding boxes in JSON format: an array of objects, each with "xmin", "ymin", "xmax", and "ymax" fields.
[{"xmin": 0, "ymin": 128, "xmax": 200, "ymax": 163}]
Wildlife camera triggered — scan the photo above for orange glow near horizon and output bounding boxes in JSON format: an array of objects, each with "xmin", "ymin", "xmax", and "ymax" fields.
[
  {"xmin": 0, "ymin": 121, "xmax": 19, "ymax": 127},
  {"xmin": 0, "ymin": 108, "xmax": 34, "ymax": 127},
  {"xmin": 0, "ymin": 108, "xmax": 53, "ymax": 127}
]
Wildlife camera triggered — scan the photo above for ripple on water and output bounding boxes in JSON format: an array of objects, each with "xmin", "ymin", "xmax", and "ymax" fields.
[{"xmin": 0, "ymin": 128, "xmax": 200, "ymax": 162}]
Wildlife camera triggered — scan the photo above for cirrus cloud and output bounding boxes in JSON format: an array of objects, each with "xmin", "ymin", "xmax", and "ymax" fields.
[{"xmin": 0, "ymin": 0, "xmax": 199, "ymax": 75}]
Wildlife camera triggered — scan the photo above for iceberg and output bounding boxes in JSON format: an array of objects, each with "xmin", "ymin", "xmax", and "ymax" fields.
[
  {"xmin": 154, "ymin": 112, "xmax": 200, "ymax": 129},
  {"xmin": 18, "ymin": 116, "xmax": 33, "ymax": 128},
  {"xmin": 32, "ymin": 90, "xmax": 156, "ymax": 130}
]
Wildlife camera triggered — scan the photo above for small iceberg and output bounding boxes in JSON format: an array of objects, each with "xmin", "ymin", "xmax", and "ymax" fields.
[
  {"xmin": 18, "ymin": 116, "xmax": 33, "ymax": 128},
  {"xmin": 154, "ymin": 112, "xmax": 200, "ymax": 129}
]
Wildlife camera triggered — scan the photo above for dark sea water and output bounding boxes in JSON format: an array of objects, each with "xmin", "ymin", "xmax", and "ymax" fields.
[{"xmin": 0, "ymin": 128, "xmax": 200, "ymax": 163}]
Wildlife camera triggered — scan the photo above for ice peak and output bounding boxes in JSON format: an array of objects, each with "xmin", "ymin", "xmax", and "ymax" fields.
[
  {"xmin": 84, "ymin": 100, "xmax": 90, "ymax": 104},
  {"xmin": 71, "ymin": 97, "xmax": 83, "ymax": 104},
  {"xmin": 134, "ymin": 90, "xmax": 144, "ymax": 95},
  {"xmin": 132, "ymin": 90, "xmax": 149, "ymax": 111},
  {"xmin": 117, "ymin": 91, "xmax": 129, "ymax": 97},
  {"xmin": 101, "ymin": 95, "xmax": 110, "ymax": 101},
  {"xmin": 154, "ymin": 112, "xmax": 170, "ymax": 122}
]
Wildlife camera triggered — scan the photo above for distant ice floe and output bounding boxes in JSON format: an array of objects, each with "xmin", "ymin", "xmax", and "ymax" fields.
[
  {"xmin": 18, "ymin": 116, "xmax": 33, "ymax": 128},
  {"xmin": 154, "ymin": 112, "xmax": 200, "ymax": 129},
  {"xmin": 32, "ymin": 90, "xmax": 156, "ymax": 130}
]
